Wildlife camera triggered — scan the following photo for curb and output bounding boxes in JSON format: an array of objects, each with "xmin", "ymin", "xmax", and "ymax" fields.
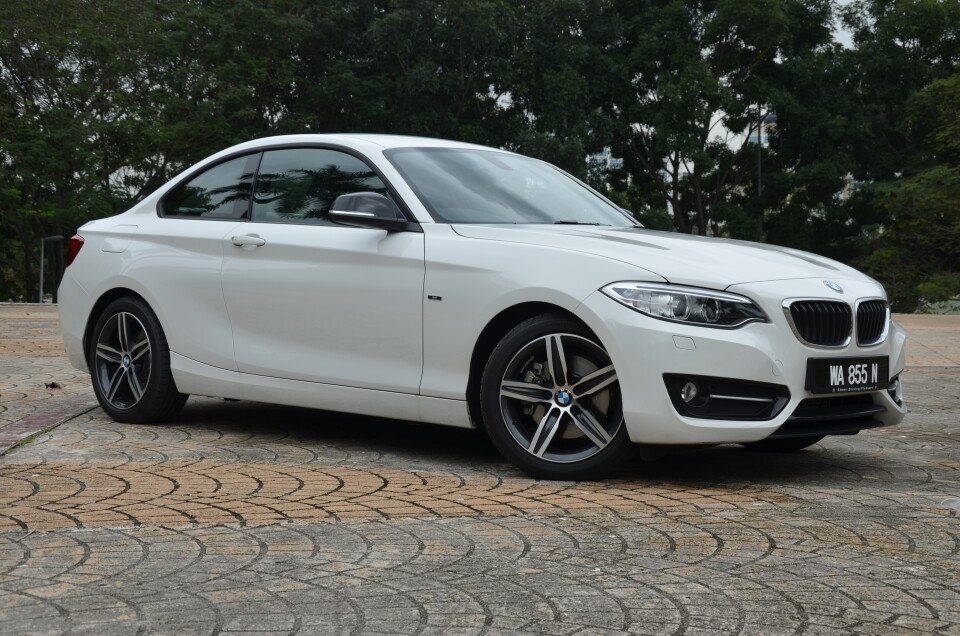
[{"xmin": 0, "ymin": 397, "xmax": 99, "ymax": 455}]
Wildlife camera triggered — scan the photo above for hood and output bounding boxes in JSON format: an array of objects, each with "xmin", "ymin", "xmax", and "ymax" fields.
[{"xmin": 451, "ymin": 225, "xmax": 868, "ymax": 289}]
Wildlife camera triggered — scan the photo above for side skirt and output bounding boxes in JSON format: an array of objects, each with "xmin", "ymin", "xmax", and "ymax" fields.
[{"xmin": 170, "ymin": 352, "xmax": 474, "ymax": 429}]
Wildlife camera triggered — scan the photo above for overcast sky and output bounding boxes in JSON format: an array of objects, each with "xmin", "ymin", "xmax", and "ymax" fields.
[{"xmin": 834, "ymin": 0, "xmax": 855, "ymax": 48}]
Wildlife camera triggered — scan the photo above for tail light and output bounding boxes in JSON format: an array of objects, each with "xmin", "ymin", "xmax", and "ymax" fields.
[{"xmin": 65, "ymin": 235, "xmax": 85, "ymax": 267}]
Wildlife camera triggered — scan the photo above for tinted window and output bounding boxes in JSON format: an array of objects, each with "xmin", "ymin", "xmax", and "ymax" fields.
[
  {"xmin": 386, "ymin": 148, "xmax": 635, "ymax": 226},
  {"xmin": 252, "ymin": 148, "xmax": 387, "ymax": 225},
  {"xmin": 164, "ymin": 154, "xmax": 259, "ymax": 219}
]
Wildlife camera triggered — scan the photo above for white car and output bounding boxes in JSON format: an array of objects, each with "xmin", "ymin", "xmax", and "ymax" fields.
[{"xmin": 58, "ymin": 134, "xmax": 906, "ymax": 479}]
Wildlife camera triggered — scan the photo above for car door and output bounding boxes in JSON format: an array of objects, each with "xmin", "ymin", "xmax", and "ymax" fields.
[
  {"xmin": 137, "ymin": 152, "xmax": 260, "ymax": 371},
  {"xmin": 220, "ymin": 147, "xmax": 425, "ymax": 394}
]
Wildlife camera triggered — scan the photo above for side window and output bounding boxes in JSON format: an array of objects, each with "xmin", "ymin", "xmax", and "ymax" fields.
[
  {"xmin": 163, "ymin": 154, "xmax": 260, "ymax": 219},
  {"xmin": 252, "ymin": 148, "xmax": 388, "ymax": 225}
]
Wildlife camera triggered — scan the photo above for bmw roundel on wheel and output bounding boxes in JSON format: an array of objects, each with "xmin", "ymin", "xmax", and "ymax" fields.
[{"xmin": 58, "ymin": 134, "xmax": 907, "ymax": 480}]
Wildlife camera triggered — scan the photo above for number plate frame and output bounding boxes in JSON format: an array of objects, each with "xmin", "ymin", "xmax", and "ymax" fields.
[{"xmin": 805, "ymin": 356, "xmax": 889, "ymax": 395}]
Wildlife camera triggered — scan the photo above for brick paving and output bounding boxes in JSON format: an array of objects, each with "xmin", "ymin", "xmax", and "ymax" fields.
[
  {"xmin": 0, "ymin": 304, "xmax": 958, "ymax": 634},
  {"xmin": 0, "ymin": 304, "xmax": 97, "ymax": 450}
]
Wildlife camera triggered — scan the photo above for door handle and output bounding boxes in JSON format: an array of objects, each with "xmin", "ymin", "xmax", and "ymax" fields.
[{"xmin": 231, "ymin": 235, "xmax": 266, "ymax": 247}]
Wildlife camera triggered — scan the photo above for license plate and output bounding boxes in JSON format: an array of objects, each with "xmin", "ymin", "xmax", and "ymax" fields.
[{"xmin": 806, "ymin": 356, "xmax": 889, "ymax": 394}]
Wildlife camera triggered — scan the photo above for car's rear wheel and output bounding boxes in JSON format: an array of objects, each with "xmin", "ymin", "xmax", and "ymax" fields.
[
  {"xmin": 480, "ymin": 314, "xmax": 634, "ymax": 480},
  {"xmin": 88, "ymin": 297, "xmax": 187, "ymax": 423},
  {"xmin": 741, "ymin": 435, "xmax": 825, "ymax": 452}
]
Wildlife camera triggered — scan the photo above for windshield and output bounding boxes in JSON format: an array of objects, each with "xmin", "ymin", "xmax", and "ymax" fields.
[{"xmin": 385, "ymin": 147, "xmax": 636, "ymax": 226}]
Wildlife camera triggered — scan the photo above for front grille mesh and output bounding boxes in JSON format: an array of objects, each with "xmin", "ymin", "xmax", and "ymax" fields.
[
  {"xmin": 857, "ymin": 300, "xmax": 887, "ymax": 345},
  {"xmin": 788, "ymin": 301, "xmax": 851, "ymax": 346}
]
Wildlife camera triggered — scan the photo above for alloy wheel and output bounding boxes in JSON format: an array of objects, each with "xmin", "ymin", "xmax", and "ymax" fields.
[
  {"xmin": 94, "ymin": 311, "xmax": 152, "ymax": 410},
  {"xmin": 498, "ymin": 333, "xmax": 623, "ymax": 463}
]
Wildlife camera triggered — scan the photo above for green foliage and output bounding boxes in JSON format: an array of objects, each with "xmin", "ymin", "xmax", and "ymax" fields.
[
  {"xmin": 0, "ymin": 0, "xmax": 958, "ymax": 310},
  {"xmin": 862, "ymin": 164, "xmax": 960, "ymax": 311},
  {"xmin": 0, "ymin": 0, "xmax": 309, "ymax": 300},
  {"xmin": 548, "ymin": 0, "xmax": 839, "ymax": 237},
  {"xmin": 839, "ymin": 0, "xmax": 960, "ymax": 180},
  {"xmin": 916, "ymin": 297, "xmax": 960, "ymax": 315},
  {"xmin": 286, "ymin": 0, "xmax": 517, "ymax": 146},
  {"xmin": 853, "ymin": 60, "xmax": 960, "ymax": 311},
  {"xmin": 766, "ymin": 0, "xmax": 960, "ymax": 310}
]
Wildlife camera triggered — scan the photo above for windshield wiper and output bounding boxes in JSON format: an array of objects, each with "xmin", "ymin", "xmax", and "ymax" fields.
[{"xmin": 553, "ymin": 221, "xmax": 606, "ymax": 225}]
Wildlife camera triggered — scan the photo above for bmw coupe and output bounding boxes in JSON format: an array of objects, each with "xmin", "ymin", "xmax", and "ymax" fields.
[{"xmin": 58, "ymin": 135, "xmax": 906, "ymax": 479}]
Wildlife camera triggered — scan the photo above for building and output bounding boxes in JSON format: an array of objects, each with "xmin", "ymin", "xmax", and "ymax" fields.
[
  {"xmin": 747, "ymin": 113, "xmax": 778, "ymax": 146},
  {"xmin": 587, "ymin": 147, "xmax": 624, "ymax": 171}
]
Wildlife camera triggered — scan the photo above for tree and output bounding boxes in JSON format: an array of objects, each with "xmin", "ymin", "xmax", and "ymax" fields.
[
  {"xmin": 504, "ymin": 0, "xmax": 838, "ymax": 237},
  {"xmin": 0, "ymin": 0, "xmax": 310, "ymax": 300},
  {"xmin": 0, "ymin": 0, "xmax": 131, "ymax": 299},
  {"xmin": 781, "ymin": 0, "xmax": 960, "ymax": 310},
  {"xmin": 1, "ymin": 0, "xmax": 958, "ymax": 311},
  {"xmin": 858, "ymin": 73, "xmax": 960, "ymax": 311},
  {"xmin": 838, "ymin": 0, "xmax": 960, "ymax": 181},
  {"xmin": 284, "ymin": 0, "xmax": 517, "ymax": 146}
]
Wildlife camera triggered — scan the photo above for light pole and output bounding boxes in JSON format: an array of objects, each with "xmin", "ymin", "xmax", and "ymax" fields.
[
  {"xmin": 757, "ymin": 109, "xmax": 763, "ymax": 237},
  {"xmin": 38, "ymin": 235, "xmax": 64, "ymax": 303}
]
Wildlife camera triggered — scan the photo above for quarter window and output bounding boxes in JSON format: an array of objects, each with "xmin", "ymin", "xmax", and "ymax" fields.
[
  {"xmin": 163, "ymin": 154, "xmax": 259, "ymax": 219},
  {"xmin": 252, "ymin": 148, "xmax": 387, "ymax": 225}
]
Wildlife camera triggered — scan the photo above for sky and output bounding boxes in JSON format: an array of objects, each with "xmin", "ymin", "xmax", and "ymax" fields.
[{"xmin": 834, "ymin": 0, "xmax": 856, "ymax": 48}]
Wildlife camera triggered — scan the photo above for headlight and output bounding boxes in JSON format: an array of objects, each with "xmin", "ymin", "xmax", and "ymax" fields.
[{"xmin": 601, "ymin": 282, "xmax": 768, "ymax": 328}]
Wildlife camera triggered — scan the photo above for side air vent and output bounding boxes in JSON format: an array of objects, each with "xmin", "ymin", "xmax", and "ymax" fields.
[
  {"xmin": 856, "ymin": 299, "xmax": 888, "ymax": 345},
  {"xmin": 785, "ymin": 300, "xmax": 852, "ymax": 347}
]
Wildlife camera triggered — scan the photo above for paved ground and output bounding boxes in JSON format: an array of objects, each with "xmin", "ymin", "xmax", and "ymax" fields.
[{"xmin": 0, "ymin": 305, "xmax": 957, "ymax": 635}]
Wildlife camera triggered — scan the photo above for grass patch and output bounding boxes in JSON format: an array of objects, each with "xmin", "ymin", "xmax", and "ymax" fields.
[{"xmin": 0, "ymin": 426, "xmax": 58, "ymax": 455}]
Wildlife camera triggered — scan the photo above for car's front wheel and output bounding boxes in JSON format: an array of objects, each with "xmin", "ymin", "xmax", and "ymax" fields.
[
  {"xmin": 480, "ymin": 314, "xmax": 634, "ymax": 480},
  {"xmin": 88, "ymin": 296, "xmax": 187, "ymax": 423}
]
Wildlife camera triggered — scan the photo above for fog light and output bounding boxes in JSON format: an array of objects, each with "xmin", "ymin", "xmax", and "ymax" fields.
[
  {"xmin": 681, "ymin": 381, "xmax": 699, "ymax": 403},
  {"xmin": 887, "ymin": 377, "xmax": 902, "ymax": 406}
]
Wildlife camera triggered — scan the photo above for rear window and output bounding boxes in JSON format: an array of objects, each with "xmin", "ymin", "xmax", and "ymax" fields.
[{"xmin": 163, "ymin": 154, "xmax": 260, "ymax": 219}]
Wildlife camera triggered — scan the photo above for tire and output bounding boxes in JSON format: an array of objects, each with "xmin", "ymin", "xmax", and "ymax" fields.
[
  {"xmin": 88, "ymin": 296, "xmax": 187, "ymax": 423},
  {"xmin": 480, "ymin": 314, "xmax": 634, "ymax": 480},
  {"xmin": 741, "ymin": 435, "xmax": 825, "ymax": 452}
]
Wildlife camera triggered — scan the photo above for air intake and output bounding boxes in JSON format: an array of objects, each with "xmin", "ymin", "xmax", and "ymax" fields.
[
  {"xmin": 857, "ymin": 300, "xmax": 888, "ymax": 345},
  {"xmin": 764, "ymin": 394, "xmax": 887, "ymax": 439},
  {"xmin": 787, "ymin": 300, "xmax": 852, "ymax": 347}
]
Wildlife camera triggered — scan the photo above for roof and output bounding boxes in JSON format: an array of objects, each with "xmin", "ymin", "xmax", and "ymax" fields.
[{"xmin": 224, "ymin": 133, "xmax": 498, "ymax": 153}]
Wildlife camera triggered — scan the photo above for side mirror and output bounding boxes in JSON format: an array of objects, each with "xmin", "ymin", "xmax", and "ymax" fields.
[{"xmin": 329, "ymin": 192, "xmax": 420, "ymax": 232}]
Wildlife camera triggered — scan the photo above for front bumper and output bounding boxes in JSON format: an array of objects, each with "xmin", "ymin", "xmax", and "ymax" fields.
[{"xmin": 575, "ymin": 277, "xmax": 907, "ymax": 445}]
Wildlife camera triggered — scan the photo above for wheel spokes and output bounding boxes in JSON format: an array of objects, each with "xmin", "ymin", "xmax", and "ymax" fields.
[
  {"xmin": 571, "ymin": 404, "xmax": 613, "ymax": 450},
  {"xmin": 116, "ymin": 313, "xmax": 130, "ymax": 350},
  {"xmin": 95, "ymin": 311, "xmax": 152, "ymax": 410},
  {"xmin": 528, "ymin": 407, "xmax": 563, "ymax": 457},
  {"xmin": 500, "ymin": 380, "xmax": 552, "ymax": 403},
  {"xmin": 127, "ymin": 368, "xmax": 144, "ymax": 401},
  {"xmin": 96, "ymin": 343, "xmax": 123, "ymax": 363},
  {"xmin": 105, "ymin": 366, "xmax": 127, "ymax": 402},
  {"xmin": 129, "ymin": 337, "xmax": 150, "ymax": 361},
  {"xmin": 572, "ymin": 364, "xmax": 617, "ymax": 397},
  {"xmin": 545, "ymin": 335, "xmax": 569, "ymax": 386},
  {"xmin": 499, "ymin": 331, "xmax": 622, "ymax": 464}
]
